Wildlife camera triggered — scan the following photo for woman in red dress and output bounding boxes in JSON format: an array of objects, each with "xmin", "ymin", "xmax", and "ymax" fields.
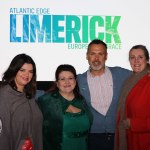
[{"xmin": 115, "ymin": 45, "xmax": 150, "ymax": 150}]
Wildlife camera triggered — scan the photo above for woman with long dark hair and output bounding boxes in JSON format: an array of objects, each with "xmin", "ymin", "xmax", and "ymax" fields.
[{"xmin": 0, "ymin": 53, "xmax": 43, "ymax": 150}]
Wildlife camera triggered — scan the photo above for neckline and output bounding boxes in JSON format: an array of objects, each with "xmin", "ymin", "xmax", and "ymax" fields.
[{"xmin": 64, "ymin": 109, "xmax": 84, "ymax": 117}]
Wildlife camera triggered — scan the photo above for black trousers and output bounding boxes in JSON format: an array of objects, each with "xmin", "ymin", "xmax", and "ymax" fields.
[{"xmin": 88, "ymin": 133, "xmax": 115, "ymax": 150}]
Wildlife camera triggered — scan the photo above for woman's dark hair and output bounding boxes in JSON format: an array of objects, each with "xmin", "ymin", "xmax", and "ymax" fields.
[
  {"xmin": 49, "ymin": 64, "xmax": 83, "ymax": 98},
  {"xmin": 2, "ymin": 53, "xmax": 36, "ymax": 99},
  {"xmin": 129, "ymin": 45, "xmax": 150, "ymax": 66}
]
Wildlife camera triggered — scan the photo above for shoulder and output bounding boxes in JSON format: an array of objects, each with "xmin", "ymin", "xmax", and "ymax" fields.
[
  {"xmin": 109, "ymin": 66, "xmax": 130, "ymax": 72},
  {"xmin": 0, "ymin": 85, "xmax": 17, "ymax": 101},
  {"xmin": 132, "ymin": 75, "xmax": 150, "ymax": 94},
  {"xmin": 78, "ymin": 71, "xmax": 87, "ymax": 76},
  {"xmin": 37, "ymin": 91, "xmax": 60, "ymax": 103},
  {"xmin": 77, "ymin": 71, "xmax": 87, "ymax": 80},
  {"xmin": 140, "ymin": 75, "xmax": 150, "ymax": 85},
  {"xmin": 0, "ymin": 85, "xmax": 10, "ymax": 94},
  {"xmin": 108, "ymin": 66, "xmax": 131, "ymax": 75},
  {"xmin": 0, "ymin": 85, "xmax": 10, "ymax": 107},
  {"xmin": 37, "ymin": 92, "xmax": 52, "ymax": 104}
]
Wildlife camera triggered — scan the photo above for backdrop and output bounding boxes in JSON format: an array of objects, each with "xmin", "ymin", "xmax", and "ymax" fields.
[{"xmin": 0, "ymin": 0, "xmax": 150, "ymax": 81}]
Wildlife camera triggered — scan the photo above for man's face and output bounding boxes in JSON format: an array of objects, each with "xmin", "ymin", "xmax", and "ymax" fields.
[{"xmin": 86, "ymin": 44, "xmax": 107, "ymax": 71}]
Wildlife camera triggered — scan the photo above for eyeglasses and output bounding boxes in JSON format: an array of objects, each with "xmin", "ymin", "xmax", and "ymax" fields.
[{"xmin": 58, "ymin": 77, "xmax": 75, "ymax": 82}]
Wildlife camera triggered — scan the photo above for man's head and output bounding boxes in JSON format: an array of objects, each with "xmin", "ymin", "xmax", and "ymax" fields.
[{"xmin": 86, "ymin": 39, "xmax": 108, "ymax": 74}]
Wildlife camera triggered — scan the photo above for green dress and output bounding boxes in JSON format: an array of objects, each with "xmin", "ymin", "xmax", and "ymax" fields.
[
  {"xmin": 62, "ymin": 99, "xmax": 91, "ymax": 150},
  {"xmin": 37, "ymin": 91, "xmax": 92, "ymax": 150}
]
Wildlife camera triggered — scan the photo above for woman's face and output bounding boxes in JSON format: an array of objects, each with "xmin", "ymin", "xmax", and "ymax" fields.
[
  {"xmin": 56, "ymin": 71, "xmax": 76, "ymax": 95},
  {"xmin": 129, "ymin": 48, "xmax": 148, "ymax": 73},
  {"xmin": 15, "ymin": 63, "xmax": 33, "ymax": 92}
]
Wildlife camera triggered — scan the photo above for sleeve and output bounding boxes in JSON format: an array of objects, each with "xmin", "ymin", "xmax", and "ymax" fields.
[{"xmin": 0, "ymin": 95, "xmax": 11, "ymax": 150}]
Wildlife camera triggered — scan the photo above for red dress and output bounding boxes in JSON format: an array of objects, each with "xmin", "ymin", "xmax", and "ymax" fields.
[{"xmin": 125, "ymin": 75, "xmax": 150, "ymax": 150}]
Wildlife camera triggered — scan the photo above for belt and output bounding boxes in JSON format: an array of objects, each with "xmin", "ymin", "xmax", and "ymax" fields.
[
  {"xmin": 90, "ymin": 133, "xmax": 114, "ymax": 141},
  {"xmin": 90, "ymin": 133, "xmax": 114, "ymax": 138},
  {"xmin": 99, "ymin": 133, "xmax": 114, "ymax": 137},
  {"xmin": 64, "ymin": 130, "xmax": 88, "ymax": 138}
]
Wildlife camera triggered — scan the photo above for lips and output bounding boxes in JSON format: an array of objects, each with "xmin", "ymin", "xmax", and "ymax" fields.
[
  {"xmin": 92, "ymin": 61, "xmax": 100, "ymax": 66},
  {"xmin": 22, "ymin": 77, "xmax": 29, "ymax": 81},
  {"xmin": 64, "ymin": 85, "xmax": 71, "ymax": 88},
  {"xmin": 134, "ymin": 64, "xmax": 140, "ymax": 67}
]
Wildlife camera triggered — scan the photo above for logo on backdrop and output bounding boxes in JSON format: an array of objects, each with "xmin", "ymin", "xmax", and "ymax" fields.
[{"xmin": 9, "ymin": 8, "xmax": 121, "ymax": 50}]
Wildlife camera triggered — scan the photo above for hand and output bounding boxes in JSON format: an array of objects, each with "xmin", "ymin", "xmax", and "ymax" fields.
[{"xmin": 123, "ymin": 118, "xmax": 130, "ymax": 129}]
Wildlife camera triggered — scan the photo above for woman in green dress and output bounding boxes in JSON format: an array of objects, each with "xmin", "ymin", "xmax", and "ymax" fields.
[{"xmin": 37, "ymin": 64, "xmax": 93, "ymax": 150}]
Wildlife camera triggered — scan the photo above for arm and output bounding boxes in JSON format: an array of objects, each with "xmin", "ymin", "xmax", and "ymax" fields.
[{"xmin": 0, "ymin": 97, "xmax": 11, "ymax": 150}]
